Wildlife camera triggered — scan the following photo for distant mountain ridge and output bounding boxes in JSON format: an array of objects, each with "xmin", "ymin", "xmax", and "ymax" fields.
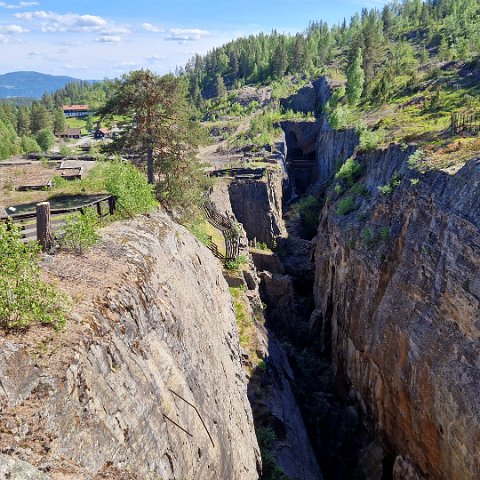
[{"xmin": 0, "ymin": 71, "xmax": 89, "ymax": 99}]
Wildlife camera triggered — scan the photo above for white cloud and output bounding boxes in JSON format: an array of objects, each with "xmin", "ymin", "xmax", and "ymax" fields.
[
  {"xmin": 0, "ymin": 1, "xmax": 38, "ymax": 8},
  {"xmin": 0, "ymin": 24, "xmax": 28, "ymax": 33},
  {"xmin": 142, "ymin": 22, "xmax": 163, "ymax": 33},
  {"xmin": 14, "ymin": 10, "xmax": 130, "ymax": 35},
  {"xmin": 166, "ymin": 28, "xmax": 209, "ymax": 41},
  {"xmin": 147, "ymin": 54, "xmax": 164, "ymax": 62},
  {"xmin": 94, "ymin": 35, "xmax": 121, "ymax": 43}
]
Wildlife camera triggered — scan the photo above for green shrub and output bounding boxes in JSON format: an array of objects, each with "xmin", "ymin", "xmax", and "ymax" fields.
[
  {"xmin": 59, "ymin": 208, "xmax": 99, "ymax": 255},
  {"xmin": 378, "ymin": 171, "xmax": 402, "ymax": 195},
  {"xmin": 188, "ymin": 221, "xmax": 211, "ymax": 247},
  {"xmin": 328, "ymin": 104, "xmax": 353, "ymax": 130},
  {"xmin": 334, "ymin": 183, "xmax": 343, "ymax": 195},
  {"xmin": 408, "ymin": 150, "xmax": 425, "ymax": 168},
  {"xmin": 336, "ymin": 196, "xmax": 357, "ymax": 215},
  {"xmin": 361, "ymin": 227, "xmax": 375, "ymax": 247},
  {"xmin": 297, "ymin": 195, "xmax": 322, "ymax": 238},
  {"xmin": 21, "ymin": 135, "xmax": 41, "ymax": 153},
  {"xmin": 256, "ymin": 427, "xmax": 288, "ymax": 480},
  {"xmin": 335, "ymin": 157, "xmax": 363, "ymax": 187},
  {"xmin": 357, "ymin": 125, "xmax": 385, "ymax": 152},
  {"xmin": 379, "ymin": 226, "xmax": 391, "ymax": 241},
  {"xmin": 59, "ymin": 144, "xmax": 73, "ymax": 156},
  {"xmin": 90, "ymin": 159, "xmax": 158, "ymax": 217},
  {"xmin": 35, "ymin": 128, "xmax": 55, "ymax": 152},
  {"xmin": 378, "ymin": 184, "xmax": 393, "ymax": 195},
  {"xmin": 349, "ymin": 182, "xmax": 369, "ymax": 198},
  {"xmin": 225, "ymin": 254, "xmax": 249, "ymax": 271},
  {"xmin": 0, "ymin": 223, "xmax": 67, "ymax": 329}
]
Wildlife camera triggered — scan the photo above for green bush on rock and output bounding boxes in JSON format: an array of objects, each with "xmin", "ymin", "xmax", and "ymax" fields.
[{"xmin": 0, "ymin": 223, "xmax": 68, "ymax": 330}]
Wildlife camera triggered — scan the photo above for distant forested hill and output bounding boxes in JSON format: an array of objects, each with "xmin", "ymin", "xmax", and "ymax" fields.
[{"xmin": 0, "ymin": 71, "xmax": 85, "ymax": 99}]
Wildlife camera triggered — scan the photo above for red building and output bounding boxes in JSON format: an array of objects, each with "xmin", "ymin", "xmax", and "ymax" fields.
[{"xmin": 63, "ymin": 105, "xmax": 90, "ymax": 118}]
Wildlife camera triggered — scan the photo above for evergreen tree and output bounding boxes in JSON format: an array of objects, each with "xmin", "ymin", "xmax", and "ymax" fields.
[
  {"xmin": 53, "ymin": 108, "xmax": 66, "ymax": 134},
  {"xmin": 30, "ymin": 102, "xmax": 51, "ymax": 134},
  {"xmin": 292, "ymin": 34, "xmax": 306, "ymax": 73},
  {"xmin": 271, "ymin": 42, "xmax": 289, "ymax": 79},
  {"xmin": 215, "ymin": 75, "xmax": 226, "ymax": 98},
  {"xmin": 346, "ymin": 48, "xmax": 365, "ymax": 105},
  {"xmin": 99, "ymin": 70, "xmax": 207, "ymax": 214},
  {"xmin": 17, "ymin": 107, "xmax": 30, "ymax": 136}
]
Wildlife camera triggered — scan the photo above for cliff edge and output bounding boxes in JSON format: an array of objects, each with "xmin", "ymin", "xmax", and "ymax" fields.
[{"xmin": 0, "ymin": 211, "xmax": 260, "ymax": 479}]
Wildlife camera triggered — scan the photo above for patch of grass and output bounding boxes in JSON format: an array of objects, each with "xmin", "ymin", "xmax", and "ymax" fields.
[
  {"xmin": 335, "ymin": 157, "xmax": 363, "ymax": 187},
  {"xmin": 378, "ymin": 171, "xmax": 402, "ymax": 195},
  {"xmin": 229, "ymin": 286, "xmax": 262, "ymax": 372},
  {"xmin": 225, "ymin": 254, "xmax": 249, "ymax": 271},
  {"xmin": 336, "ymin": 195, "xmax": 357, "ymax": 215}
]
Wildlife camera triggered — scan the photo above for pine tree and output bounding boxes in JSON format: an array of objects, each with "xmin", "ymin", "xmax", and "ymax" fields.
[
  {"xmin": 30, "ymin": 102, "xmax": 51, "ymax": 134},
  {"xmin": 17, "ymin": 107, "xmax": 30, "ymax": 136},
  {"xmin": 215, "ymin": 75, "xmax": 226, "ymax": 98},
  {"xmin": 271, "ymin": 42, "xmax": 289, "ymax": 79},
  {"xmin": 53, "ymin": 108, "xmax": 66, "ymax": 134},
  {"xmin": 346, "ymin": 48, "xmax": 365, "ymax": 105},
  {"xmin": 99, "ymin": 70, "xmax": 207, "ymax": 215},
  {"xmin": 292, "ymin": 34, "xmax": 306, "ymax": 73}
]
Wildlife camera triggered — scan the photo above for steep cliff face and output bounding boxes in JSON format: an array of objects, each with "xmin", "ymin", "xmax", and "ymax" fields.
[
  {"xmin": 229, "ymin": 170, "xmax": 286, "ymax": 247},
  {"xmin": 312, "ymin": 146, "xmax": 480, "ymax": 479},
  {"xmin": 0, "ymin": 211, "xmax": 260, "ymax": 479},
  {"xmin": 314, "ymin": 128, "xmax": 359, "ymax": 186}
]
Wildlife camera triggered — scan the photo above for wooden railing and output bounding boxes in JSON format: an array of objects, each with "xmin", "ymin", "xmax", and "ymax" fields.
[
  {"xmin": 451, "ymin": 112, "xmax": 480, "ymax": 135},
  {"xmin": 208, "ymin": 167, "xmax": 265, "ymax": 179},
  {"xmin": 2, "ymin": 195, "xmax": 116, "ymax": 248},
  {"xmin": 204, "ymin": 200, "xmax": 240, "ymax": 261}
]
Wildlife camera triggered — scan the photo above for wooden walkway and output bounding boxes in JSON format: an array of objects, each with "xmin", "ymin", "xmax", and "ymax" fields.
[{"xmin": 204, "ymin": 200, "xmax": 240, "ymax": 261}]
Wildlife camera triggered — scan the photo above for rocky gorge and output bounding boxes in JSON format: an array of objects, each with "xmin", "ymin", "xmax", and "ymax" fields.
[{"xmin": 1, "ymin": 76, "xmax": 480, "ymax": 480}]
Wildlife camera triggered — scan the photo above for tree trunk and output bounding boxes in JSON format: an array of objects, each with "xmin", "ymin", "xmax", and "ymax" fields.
[
  {"xmin": 36, "ymin": 202, "xmax": 53, "ymax": 252},
  {"xmin": 147, "ymin": 145, "xmax": 154, "ymax": 184}
]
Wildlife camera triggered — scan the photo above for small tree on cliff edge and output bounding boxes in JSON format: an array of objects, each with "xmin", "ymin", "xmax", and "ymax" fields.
[
  {"xmin": 99, "ymin": 70, "xmax": 208, "ymax": 217},
  {"xmin": 346, "ymin": 48, "xmax": 365, "ymax": 105}
]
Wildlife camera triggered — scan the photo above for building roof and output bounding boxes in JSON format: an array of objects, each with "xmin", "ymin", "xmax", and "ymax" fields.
[
  {"xmin": 63, "ymin": 105, "xmax": 89, "ymax": 111},
  {"xmin": 56, "ymin": 128, "xmax": 82, "ymax": 136},
  {"xmin": 97, "ymin": 127, "xmax": 110, "ymax": 134}
]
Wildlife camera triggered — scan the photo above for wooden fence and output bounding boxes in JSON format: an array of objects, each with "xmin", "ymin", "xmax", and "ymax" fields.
[
  {"xmin": 2, "ymin": 195, "xmax": 116, "ymax": 250},
  {"xmin": 204, "ymin": 200, "xmax": 240, "ymax": 261},
  {"xmin": 208, "ymin": 167, "xmax": 265, "ymax": 179},
  {"xmin": 451, "ymin": 112, "xmax": 480, "ymax": 135}
]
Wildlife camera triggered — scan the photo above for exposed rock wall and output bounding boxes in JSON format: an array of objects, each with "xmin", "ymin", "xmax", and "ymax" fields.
[
  {"xmin": 282, "ymin": 120, "xmax": 325, "ymax": 160},
  {"xmin": 314, "ymin": 128, "xmax": 359, "ymax": 185},
  {"xmin": 312, "ymin": 148, "xmax": 480, "ymax": 480},
  {"xmin": 0, "ymin": 211, "xmax": 260, "ymax": 479},
  {"xmin": 229, "ymin": 170, "xmax": 286, "ymax": 247}
]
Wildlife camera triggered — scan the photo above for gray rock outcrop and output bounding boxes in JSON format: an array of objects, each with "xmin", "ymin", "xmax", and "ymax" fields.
[
  {"xmin": 0, "ymin": 211, "xmax": 260, "ymax": 479},
  {"xmin": 312, "ymin": 146, "xmax": 480, "ymax": 479}
]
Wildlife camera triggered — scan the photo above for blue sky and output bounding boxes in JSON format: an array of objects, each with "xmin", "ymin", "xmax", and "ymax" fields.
[{"xmin": 0, "ymin": 0, "xmax": 388, "ymax": 79}]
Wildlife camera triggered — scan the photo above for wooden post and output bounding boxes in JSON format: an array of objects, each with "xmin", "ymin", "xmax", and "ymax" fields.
[
  {"xmin": 96, "ymin": 201, "xmax": 102, "ymax": 217},
  {"xmin": 36, "ymin": 202, "xmax": 53, "ymax": 252},
  {"xmin": 108, "ymin": 196, "xmax": 116, "ymax": 216}
]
